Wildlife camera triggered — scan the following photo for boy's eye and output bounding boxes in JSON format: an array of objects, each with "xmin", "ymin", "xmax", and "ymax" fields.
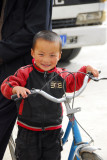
[
  {"xmin": 50, "ymin": 54, "xmax": 55, "ymax": 57},
  {"xmin": 39, "ymin": 53, "xmax": 44, "ymax": 56}
]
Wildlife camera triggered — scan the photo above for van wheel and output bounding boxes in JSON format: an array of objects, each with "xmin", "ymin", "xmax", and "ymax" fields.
[{"xmin": 60, "ymin": 48, "xmax": 81, "ymax": 62}]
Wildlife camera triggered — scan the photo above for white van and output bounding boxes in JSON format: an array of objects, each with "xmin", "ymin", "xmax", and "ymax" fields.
[{"xmin": 52, "ymin": 0, "xmax": 107, "ymax": 61}]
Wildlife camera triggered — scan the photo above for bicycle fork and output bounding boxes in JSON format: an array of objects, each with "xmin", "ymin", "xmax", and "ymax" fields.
[
  {"xmin": 62, "ymin": 118, "xmax": 83, "ymax": 160},
  {"xmin": 62, "ymin": 108, "xmax": 100, "ymax": 160}
]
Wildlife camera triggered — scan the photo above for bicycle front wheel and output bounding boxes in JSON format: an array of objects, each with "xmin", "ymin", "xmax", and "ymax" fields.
[{"xmin": 80, "ymin": 152, "xmax": 103, "ymax": 160}]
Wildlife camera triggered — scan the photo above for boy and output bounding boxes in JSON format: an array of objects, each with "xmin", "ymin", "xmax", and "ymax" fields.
[{"xmin": 1, "ymin": 31, "xmax": 99, "ymax": 160}]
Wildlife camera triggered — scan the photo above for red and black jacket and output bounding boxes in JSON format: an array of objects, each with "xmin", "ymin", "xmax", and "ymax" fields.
[{"xmin": 1, "ymin": 59, "xmax": 87, "ymax": 131}]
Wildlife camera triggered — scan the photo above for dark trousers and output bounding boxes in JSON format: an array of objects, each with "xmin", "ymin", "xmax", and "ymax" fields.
[
  {"xmin": 0, "ymin": 92, "xmax": 17, "ymax": 160},
  {"xmin": 15, "ymin": 127, "xmax": 63, "ymax": 160}
]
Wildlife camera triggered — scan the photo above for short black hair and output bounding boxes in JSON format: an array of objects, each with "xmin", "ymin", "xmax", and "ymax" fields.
[{"xmin": 32, "ymin": 30, "xmax": 62, "ymax": 52}]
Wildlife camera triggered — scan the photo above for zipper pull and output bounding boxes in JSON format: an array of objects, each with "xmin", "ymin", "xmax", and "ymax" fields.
[{"xmin": 44, "ymin": 71, "xmax": 47, "ymax": 78}]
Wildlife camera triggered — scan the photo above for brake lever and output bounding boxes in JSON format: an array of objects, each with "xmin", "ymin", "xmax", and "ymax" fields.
[
  {"xmin": 97, "ymin": 77, "xmax": 107, "ymax": 81},
  {"xmin": 87, "ymin": 71, "xmax": 107, "ymax": 81},
  {"xmin": 87, "ymin": 71, "xmax": 101, "ymax": 81}
]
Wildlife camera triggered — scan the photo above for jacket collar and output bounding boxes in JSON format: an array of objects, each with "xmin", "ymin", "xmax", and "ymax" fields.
[{"xmin": 32, "ymin": 59, "xmax": 56, "ymax": 73}]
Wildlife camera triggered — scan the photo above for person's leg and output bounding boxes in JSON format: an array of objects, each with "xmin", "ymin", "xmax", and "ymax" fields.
[
  {"xmin": 0, "ymin": 92, "xmax": 17, "ymax": 159},
  {"xmin": 15, "ymin": 127, "xmax": 42, "ymax": 160},
  {"xmin": 42, "ymin": 129, "xmax": 63, "ymax": 160}
]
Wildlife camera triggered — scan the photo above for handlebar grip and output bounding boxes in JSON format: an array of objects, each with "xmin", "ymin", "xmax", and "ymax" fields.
[
  {"xmin": 87, "ymin": 70, "xmax": 101, "ymax": 80},
  {"xmin": 11, "ymin": 91, "xmax": 32, "ymax": 101},
  {"xmin": 11, "ymin": 94, "xmax": 22, "ymax": 101},
  {"xmin": 11, "ymin": 94, "xmax": 18, "ymax": 100},
  {"xmin": 11, "ymin": 89, "xmax": 34, "ymax": 101},
  {"xmin": 87, "ymin": 70, "xmax": 101, "ymax": 75}
]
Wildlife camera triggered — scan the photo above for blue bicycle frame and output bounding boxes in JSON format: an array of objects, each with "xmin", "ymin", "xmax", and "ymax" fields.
[{"xmin": 62, "ymin": 117, "xmax": 83, "ymax": 160}]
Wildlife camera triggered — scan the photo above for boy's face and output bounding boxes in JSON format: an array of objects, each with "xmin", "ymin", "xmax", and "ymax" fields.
[{"xmin": 31, "ymin": 39, "xmax": 61, "ymax": 71}]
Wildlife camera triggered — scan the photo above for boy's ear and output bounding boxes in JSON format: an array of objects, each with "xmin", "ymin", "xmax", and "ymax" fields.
[
  {"xmin": 58, "ymin": 52, "xmax": 62, "ymax": 60},
  {"xmin": 31, "ymin": 48, "xmax": 34, "ymax": 58}
]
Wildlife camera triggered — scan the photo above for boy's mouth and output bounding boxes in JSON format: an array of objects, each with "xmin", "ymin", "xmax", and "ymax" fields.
[{"xmin": 41, "ymin": 64, "xmax": 51, "ymax": 67}]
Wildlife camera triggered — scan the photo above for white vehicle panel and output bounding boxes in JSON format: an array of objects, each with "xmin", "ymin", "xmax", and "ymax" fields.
[
  {"xmin": 52, "ymin": 3, "xmax": 100, "ymax": 19},
  {"xmin": 53, "ymin": 25, "xmax": 107, "ymax": 48}
]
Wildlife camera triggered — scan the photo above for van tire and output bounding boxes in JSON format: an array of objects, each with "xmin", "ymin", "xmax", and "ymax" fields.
[{"xmin": 60, "ymin": 48, "xmax": 81, "ymax": 62}]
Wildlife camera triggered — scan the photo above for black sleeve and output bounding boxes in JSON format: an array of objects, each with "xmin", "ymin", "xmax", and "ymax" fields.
[{"xmin": 0, "ymin": 0, "xmax": 53, "ymax": 63}]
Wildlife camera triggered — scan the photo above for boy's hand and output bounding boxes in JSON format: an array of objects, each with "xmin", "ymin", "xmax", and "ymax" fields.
[
  {"xmin": 12, "ymin": 86, "xmax": 31, "ymax": 98},
  {"xmin": 86, "ymin": 65, "xmax": 99, "ymax": 77}
]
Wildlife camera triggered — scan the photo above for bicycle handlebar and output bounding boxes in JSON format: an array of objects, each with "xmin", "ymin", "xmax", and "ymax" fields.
[
  {"xmin": 11, "ymin": 73, "xmax": 90, "ymax": 102},
  {"xmin": 11, "ymin": 71, "xmax": 106, "ymax": 102}
]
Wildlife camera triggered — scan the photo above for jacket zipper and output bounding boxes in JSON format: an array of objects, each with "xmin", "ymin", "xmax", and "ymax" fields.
[
  {"xmin": 44, "ymin": 71, "xmax": 47, "ymax": 79},
  {"xmin": 42, "ymin": 71, "xmax": 48, "ymax": 131}
]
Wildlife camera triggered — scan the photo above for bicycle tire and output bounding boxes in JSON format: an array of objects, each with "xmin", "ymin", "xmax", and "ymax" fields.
[
  {"xmin": 8, "ymin": 135, "xmax": 16, "ymax": 160},
  {"xmin": 80, "ymin": 152, "xmax": 103, "ymax": 160},
  {"xmin": 74, "ymin": 152, "xmax": 103, "ymax": 160}
]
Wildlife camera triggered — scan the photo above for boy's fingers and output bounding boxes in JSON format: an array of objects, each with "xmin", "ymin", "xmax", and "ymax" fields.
[
  {"xmin": 13, "ymin": 87, "xmax": 31, "ymax": 99},
  {"xmin": 22, "ymin": 91, "xmax": 28, "ymax": 98},
  {"xmin": 93, "ymin": 70, "xmax": 99, "ymax": 77},
  {"xmin": 86, "ymin": 65, "xmax": 99, "ymax": 77},
  {"xmin": 21, "ymin": 89, "xmax": 31, "ymax": 98},
  {"xmin": 26, "ymin": 89, "xmax": 31, "ymax": 94},
  {"xmin": 24, "ymin": 89, "xmax": 30, "ymax": 97},
  {"xmin": 17, "ymin": 92, "xmax": 20, "ymax": 98}
]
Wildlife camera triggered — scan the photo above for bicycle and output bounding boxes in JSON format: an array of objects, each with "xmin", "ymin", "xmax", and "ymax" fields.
[{"xmin": 9, "ymin": 71, "xmax": 107, "ymax": 160}]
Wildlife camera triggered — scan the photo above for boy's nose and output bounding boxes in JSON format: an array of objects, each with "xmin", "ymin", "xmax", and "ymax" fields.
[{"xmin": 43, "ymin": 56, "xmax": 49, "ymax": 63}]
